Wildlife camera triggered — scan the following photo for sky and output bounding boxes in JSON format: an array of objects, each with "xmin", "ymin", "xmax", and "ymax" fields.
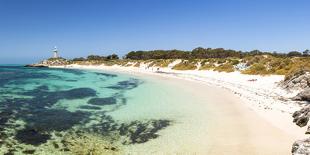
[{"xmin": 0, "ymin": 0, "xmax": 310, "ymax": 64}]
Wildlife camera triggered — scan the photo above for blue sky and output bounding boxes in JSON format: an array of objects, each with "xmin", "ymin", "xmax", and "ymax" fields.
[{"xmin": 0, "ymin": 0, "xmax": 309, "ymax": 64}]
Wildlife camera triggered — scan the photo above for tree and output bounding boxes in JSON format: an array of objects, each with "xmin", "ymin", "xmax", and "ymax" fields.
[
  {"xmin": 106, "ymin": 54, "xmax": 119, "ymax": 60},
  {"xmin": 87, "ymin": 55, "xmax": 106, "ymax": 60},
  {"xmin": 303, "ymin": 49, "xmax": 310, "ymax": 57},
  {"xmin": 287, "ymin": 51, "xmax": 302, "ymax": 57},
  {"xmin": 72, "ymin": 57, "xmax": 86, "ymax": 61}
]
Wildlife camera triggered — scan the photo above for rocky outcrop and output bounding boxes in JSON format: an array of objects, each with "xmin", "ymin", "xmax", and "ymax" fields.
[
  {"xmin": 292, "ymin": 105, "xmax": 310, "ymax": 154},
  {"xmin": 293, "ymin": 105, "xmax": 310, "ymax": 128},
  {"xmin": 293, "ymin": 89, "xmax": 310, "ymax": 102},
  {"xmin": 41, "ymin": 58, "xmax": 69, "ymax": 66},
  {"xmin": 280, "ymin": 71, "xmax": 310, "ymax": 102},
  {"xmin": 292, "ymin": 138, "xmax": 310, "ymax": 155},
  {"xmin": 280, "ymin": 72, "xmax": 310, "ymax": 91},
  {"xmin": 26, "ymin": 58, "xmax": 70, "ymax": 68}
]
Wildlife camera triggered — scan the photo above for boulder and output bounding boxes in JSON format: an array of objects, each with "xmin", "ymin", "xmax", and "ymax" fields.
[
  {"xmin": 292, "ymin": 138, "xmax": 310, "ymax": 155},
  {"xmin": 293, "ymin": 89, "xmax": 310, "ymax": 101},
  {"xmin": 280, "ymin": 72, "xmax": 310, "ymax": 91},
  {"xmin": 292, "ymin": 105, "xmax": 310, "ymax": 128}
]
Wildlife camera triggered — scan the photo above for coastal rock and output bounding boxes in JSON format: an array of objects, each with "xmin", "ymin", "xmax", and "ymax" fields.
[
  {"xmin": 292, "ymin": 138, "xmax": 310, "ymax": 155},
  {"xmin": 293, "ymin": 105, "xmax": 310, "ymax": 128},
  {"xmin": 293, "ymin": 89, "xmax": 310, "ymax": 102},
  {"xmin": 306, "ymin": 126, "xmax": 310, "ymax": 134},
  {"xmin": 280, "ymin": 72, "xmax": 310, "ymax": 91}
]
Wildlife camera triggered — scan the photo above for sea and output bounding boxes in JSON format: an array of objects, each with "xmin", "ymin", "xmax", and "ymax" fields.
[{"xmin": 0, "ymin": 65, "xmax": 214, "ymax": 154}]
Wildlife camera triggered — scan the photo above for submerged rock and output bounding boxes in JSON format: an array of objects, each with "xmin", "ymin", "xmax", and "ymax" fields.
[
  {"xmin": 79, "ymin": 105, "xmax": 101, "ymax": 110},
  {"xmin": 88, "ymin": 97, "xmax": 117, "ymax": 106},
  {"xmin": 118, "ymin": 120, "xmax": 171, "ymax": 144},
  {"xmin": 106, "ymin": 79, "xmax": 141, "ymax": 90},
  {"xmin": 15, "ymin": 128, "xmax": 50, "ymax": 146}
]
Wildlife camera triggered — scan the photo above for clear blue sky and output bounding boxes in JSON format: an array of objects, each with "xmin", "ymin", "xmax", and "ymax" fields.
[{"xmin": 0, "ymin": 0, "xmax": 309, "ymax": 64}]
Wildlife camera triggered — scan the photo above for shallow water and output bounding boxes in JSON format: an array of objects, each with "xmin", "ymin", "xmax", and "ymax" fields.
[{"xmin": 0, "ymin": 66, "xmax": 213, "ymax": 154}]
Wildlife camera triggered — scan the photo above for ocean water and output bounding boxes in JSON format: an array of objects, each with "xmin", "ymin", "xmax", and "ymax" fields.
[{"xmin": 0, "ymin": 66, "xmax": 214, "ymax": 154}]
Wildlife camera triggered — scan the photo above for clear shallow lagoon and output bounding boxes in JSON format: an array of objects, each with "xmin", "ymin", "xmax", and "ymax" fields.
[{"xmin": 0, "ymin": 66, "xmax": 214, "ymax": 154}]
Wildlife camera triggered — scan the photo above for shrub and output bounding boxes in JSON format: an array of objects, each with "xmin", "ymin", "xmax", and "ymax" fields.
[
  {"xmin": 242, "ymin": 63, "xmax": 269, "ymax": 75},
  {"xmin": 214, "ymin": 63, "xmax": 235, "ymax": 72},
  {"xmin": 199, "ymin": 63, "xmax": 215, "ymax": 70},
  {"xmin": 134, "ymin": 62, "xmax": 140, "ymax": 67},
  {"xmin": 173, "ymin": 60, "xmax": 197, "ymax": 70}
]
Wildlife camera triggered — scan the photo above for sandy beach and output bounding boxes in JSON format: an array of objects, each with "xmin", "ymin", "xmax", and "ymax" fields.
[{"xmin": 49, "ymin": 64, "xmax": 307, "ymax": 154}]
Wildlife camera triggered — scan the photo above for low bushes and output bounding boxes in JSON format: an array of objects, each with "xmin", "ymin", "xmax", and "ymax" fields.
[{"xmin": 173, "ymin": 60, "xmax": 197, "ymax": 70}]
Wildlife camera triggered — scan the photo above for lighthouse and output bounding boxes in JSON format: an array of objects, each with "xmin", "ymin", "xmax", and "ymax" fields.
[{"xmin": 52, "ymin": 46, "xmax": 59, "ymax": 58}]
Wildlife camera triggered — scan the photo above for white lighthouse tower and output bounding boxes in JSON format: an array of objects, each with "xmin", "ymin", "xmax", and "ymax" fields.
[{"xmin": 52, "ymin": 46, "xmax": 59, "ymax": 58}]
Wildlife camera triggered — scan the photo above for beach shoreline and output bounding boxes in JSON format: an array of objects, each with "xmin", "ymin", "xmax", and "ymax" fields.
[{"xmin": 50, "ymin": 64, "xmax": 307, "ymax": 154}]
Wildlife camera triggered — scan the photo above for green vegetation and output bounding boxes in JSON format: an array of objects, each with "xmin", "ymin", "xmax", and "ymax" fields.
[
  {"xmin": 214, "ymin": 63, "xmax": 235, "ymax": 72},
  {"xmin": 284, "ymin": 58, "xmax": 310, "ymax": 80},
  {"xmin": 242, "ymin": 63, "xmax": 269, "ymax": 75},
  {"xmin": 173, "ymin": 60, "xmax": 197, "ymax": 70},
  {"xmin": 199, "ymin": 60, "xmax": 215, "ymax": 70},
  {"xmin": 125, "ymin": 47, "xmax": 309, "ymax": 60},
  {"xmin": 64, "ymin": 47, "xmax": 310, "ymax": 75},
  {"xmin": 147, "ymin": 59, "xmax": 174, "ymax": 68}
]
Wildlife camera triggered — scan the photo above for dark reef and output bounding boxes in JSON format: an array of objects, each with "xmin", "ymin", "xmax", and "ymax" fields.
[{"xmin": 88, "ymin": 97, "xmax": 117, "ymax": 106}]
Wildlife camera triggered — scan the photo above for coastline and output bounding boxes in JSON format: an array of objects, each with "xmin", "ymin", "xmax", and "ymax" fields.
[{"xmin": 50, "ymin": 64, "xmax": 307, "ymax": 154}]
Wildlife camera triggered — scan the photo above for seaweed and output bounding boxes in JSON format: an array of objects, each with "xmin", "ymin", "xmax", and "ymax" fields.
[{"xmin": 88, "ymin": 97, "xmax": 117, "ymax": 106}]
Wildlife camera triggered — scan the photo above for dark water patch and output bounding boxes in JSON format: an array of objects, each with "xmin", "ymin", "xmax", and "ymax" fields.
[
  {"xmin": 15, "ymin": 128, "xmax": 51, "ymax": 146},
  {"xmin": 95, "ymin": 72, "xmax": 117, "ymax": 78},
  {"xmin": 88, "ymin": 97, "xmax": 117, "ymax": 106},
  {"xmin": 21, "ymin": 87, "xmax": 97, "ymax": 107},
  {"xmin": 0, "ymin": 111, "xmax": 13, "ymax": 126},
  {"xmin": 22, "ymin": 109, "xmax": 90, "ymax": 132},
  {"xmin": 65, "ymin": 79, "xmax": 78, "ymax": 82},
  {"xmin": 106, "ymin": 78, "xmax": 141, "ymax": 90},
  {"xmin": 0, "ymin": 86, "xmax": 96, "ymax": 148},
  {"xmin": 79, "ymin": 105, "xmax": 101, "ymax": 110},
  {"xmin": 54, "ymin": 68, "xmax": 85, "ymax": 75},
  {"xmin": 118, "ymin": 120, "xmax": 171, "ymax": 144},
  {"xmin": 0, "ymin": 67, "xmax": 62, "ymax": 87},
  {"xmin": 56, "ymin": 88, "xmax": 97, "ymax": 100},
  {"xmin": 22, "ymin": 149, "xmax": 36, "ymax": 154},
  {"xmin": 89, "ymin": 114, "xmax": 118, "ymax": 135},
  {"xmin": 89, "ymin": 116, "xmax": 171, "ymax": 145}
]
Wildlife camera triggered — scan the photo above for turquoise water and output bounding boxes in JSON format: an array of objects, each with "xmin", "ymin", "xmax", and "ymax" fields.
[{"xmin": 0, "ymin": 66, "xmax": 178, "ymax": 154}]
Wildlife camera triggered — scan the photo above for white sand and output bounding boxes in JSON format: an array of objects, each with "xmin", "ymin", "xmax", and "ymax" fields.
[{"xmin": 50, "ymin": 63, "xmax": 307, "ymax": 154}]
